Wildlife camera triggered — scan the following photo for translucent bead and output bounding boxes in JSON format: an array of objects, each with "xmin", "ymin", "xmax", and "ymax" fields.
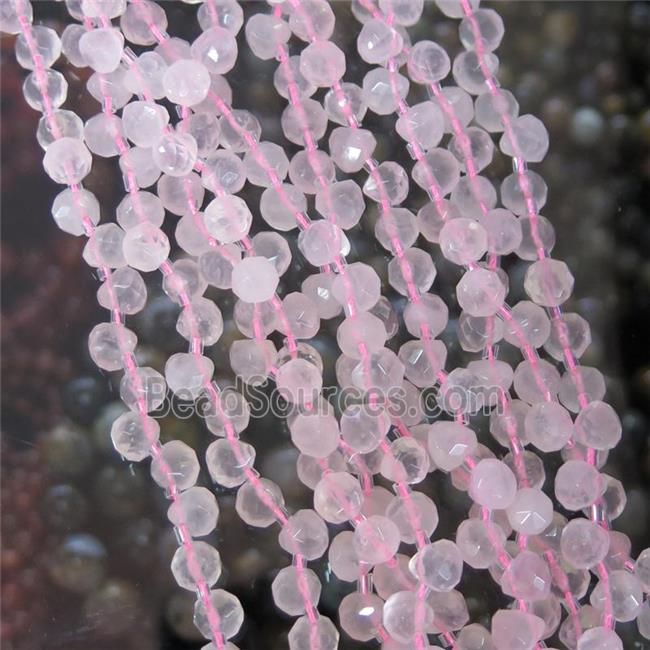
[
  {"xmin": 152, "ymin": 131, "xmax": 197, "ymax": 177},
  {"xmin": 165, "ymin": 352, "xmax": 213, "ymax": 400},
  {"xmin": 81, "ymin": 0, "xmax": 126, "ymax": 19},
  {"xmin": 388, "ymin": 247, "xmax": 436, "ymax": 295},
  {"xmin": 15, "ymin": 25, "xmax": 61, "ymax": 70},
  {"xmin": 119, "ymin": 146, "xmax": 160, "ymax": 188},
  {"xmin": 151, "ymin": 440, "xmax": 199, "ymax": 491},
  {"xmin": 116, "ymin": 192, "xmax": 163, "ymax": 231},
  {"xmin": 362, "ymin": 67, "xmax": 408, "ymax": 115},
  {"xmin": 428, "ymin": 422, "xmax": 476, "ymax": 471},
  {"xmin": 555, "ymin": 460, "xmax": 605, "ymax": 511},
  {"xmin": 500, "ymin": 114, "xmax": 549, "ymax": 163},
  {"xmin": 245, "ymin": 14, "xmax": 290, "ymax": 61},
  {"xmin": 43, "ymin": 137, "xmax": 91, "ymax": 185},
  {"xmin": 577, "ymin": 627, "xmax": 623, "ymax": 650},
  {"xmin": 51, "ymin": 187, "xmax": 99, "ymax": 236},
  {"xmin": 364, "ymin": 161, "xmax": 409, "ymax": 205},
  {"xmin": 162, "ymin": 59, "xmax": 210, "ymax": 106},
  {"xmin": 329, "ymin": 127, "xmax": 376, "ymax": 173},
  {"xmin": 122, "ymin": 223, "xmax": 170, "ymax": 272},
  {"xmin": 36, "ymin": 110, "xmax": 82, "ymax": 151},
  {"xmin": 231, "ymin": 257, "xmax": 279, "ymax": 303},
  {"xmin": 524, "ymin": 259, "xmax": 574, "ymax": 307},
  {"xmin": 329, "ymin": 531, "xmax": 361, "ymax": 581},
  {"xmin": 339, "ymin": 592, "xmax": 383, "ymax": 642},
  {"xmin": 281, "ymin": 98, "xmax": 327, "ymax": 146},
  {"xmin": 288, "ymin": 615, "xmax": 339, "ymax": 650},
  {"xmin": 590, "ymin": 570, "xmax": 643, "ymax": 622},
  {"xmin": 501, "ymin": 170, "xmax": 547, "ymax": 216},
  {"xmin": 193, "ymin": 589, "xmax": 243, "ymax": 640},
  {"xmin": 272, "ymin": 566, "xmax": 321, "ymax": 616},
  {"xmin": 259, "ymin": 184, "xmax": 304, "ymax": 231},
  {"xmin": 385, "ymin": 491, "xmax": 438, "ymax": 544},
  {"xmin": 313, "ymin": 185, "xmax": 361, "ymax": 233},
  {"xmin": 439, "ymin": 218, "xmax": 488, "ymax": 265},
  {"xmin": 109, "ymin": 410, "xmax": 157, "ymax": 462},
  {"xmin": 456, "ymin": 268, "xmax": 506, "ymax": 318},
  {"xmin": 456, "ymin": 518, "xmax": 505, "ymax": 569},
  {"xmin": 299, "ymin": 41, "xmax": 345, "ymax": 87},
  {"xmin": 459, "ymin": 9, "xmax": 504, "ymax": 52},
  {"xmin": 197, "ymin": 0, "xmax": 243, "ymax": 34},
  {"xmin": 357, "ymin": 18, "xmax": 403, "ymax": 64},
  {"xmin": 278, "ymin": 509, "xmax": 328, "ymax": 560},
  {"xmin": 513, "ymin": 359, "xmax": 561, "ymax": 405},
  {"xmin": 23, "ymin": 68, "xmax": 67, "ymax": 113},
  {"xmin": 450, "ymin": 175, "xmax": 497, "ymax": 219},
  {"xmin": 477, "ymin": 208, "xmax": 522, "ymax": 255},
  {"xmin": 574, "ymin": 401, "xmax": 622, "ymax": 450},
  {"xmin": 275, "ymin": 358, "xmax": 322, "ymax": 405},
  {"xmin": 638, "ymin": 601, "xmax": 650, "ymax": 640},
  {"xmin": 202, "ymin": 150, "xmax": 246, "ymax": 195},
  {"xmin": 167, "ymin": 486, "xmax": 219, "ymax": 537},
  {"xmin": 337, "ymin": 312, "xmax": 386, "ymax": 359},
  {"xmin": 475, "ymin": 89, "xmax": 519, "ymax": 133},
  {"xmin": 383, "ymin": 590, "xmax": 434, "ymax": 643},
  {"xmin": 122, "ymin": 101, "xmax": 168, "ymax": 148},
  {"xmin": 409, "ymin": 539, "xmax": 462, "ymax": 591},
  {"xmin": 243, "ymin": 141, "xmax": 289, "ymax": 188},
  {"xmin": 501, "ymin": 550, "xmax": 551, "ymax": 601},
  {"xmin": 635, "ymin": 547, "xmax": 650, "ymax": 591},
  {"xmin": 233, "ymin": 299, "xmax": 277, "ymax": 338},
  {"xmin": 289, "ymin": 149, "xmax": 335, "ymax": 194},
  {"xmin": 171, "ymin": 541, "xmax": 221, "ymax": 590},
  {"xmin": 79, "ymin": 27, "xmax": 124, "ymax": 73},
  {"xmin": 288, "ymin": 0, "xmax": 334, "ymax": 41},
  {"xmin": 1, "ymin": 0, "xmax": 32, "ymax": 34},
  {"xmin": 324, "ymin": 82, "xmax": 368, "ymax": 126},
  {"xmin": 503, "ymin": 301, "xmax": 551, "ymax": 349},
  {"xmin": 203, "ymin": 195, "xmax": 252, "ymax": 243},
  {"xmin": 191, "ymin": 26, "xmax": 237, "ymax": 75},
  {"xmin": 97, "ymin": 267, "xmax": 147, "ymax": 315},
  {"xmin": 83, "ymin": 113, "xmax": 124, "ymax": 158},
  {"xmin": 250, "ymin": 232, "xmax": 290, "ymax": 277},
  {"xmin": 332, "ymin": 262, "xmax": 381, "ymax": 313},
  {"xmin": 278, "ymin": 292, "xmax": 319, "ymax": 339},
  {"xmin": 158, "ymin": 172, "xmax": 203, "ymax": 216},
  {"xmin": 379, "ymin": 0, "xmax": 424, "ymax": 25},
  {"xmin": 274, "ymin": 55, "xmax": 316, "ymax": 100},
  {"xmin": 380, "ymin": 437, "xmax": 430, "ymax": 484},
  {"xmin": 506, "ymin": 487, "xmax": 553, "ymax": 535},
  {"xmin": 182, "ymin": 112, "xmax": 220, "ymax": 157},
  {"xmin": 457, "ymin": 624, "xmax": 494, "ymax": 650},
  {"xmin": 560, "ymin": 518, "xmax": 609, "ymax": 569},
  {"xmin": 435, "ymin": 0, "xmax": 479, "ymax": 18},
  {"xmin": 235, "ymin": 478, "xmax": 284, "ymax": 528},
  {"xmin": 120, "ymin": 0, "xmax": 167, "ymax": 45},
  {"xmin": 434, "ymin": 86, "xmax": 475, "ymax": 134},
  {"xmin": 123, "ymin": 51, "xmax": 167, "ymax": 100},
  {"xmin": 453, "ymin": 51, "xmax": 499, "ymax": 95},
  {"xmin": 83, "ymin": 224, "xmax": 126, "ymax": 269},
  {"xmin": 558, "ymin": 366, "xmax": 606, "ymax": 413},
  {"xmin": 299, "ymin": 273, "xmax": 340, "ymax": 321},
  {"xmin": 545, "ymin": 313, "xmax": 591, "ymax": 362},
  {"xmin": 205, "ymin": 438, "xmax": 255, "ymax": 488},
  {"xmin": 403, "ymin": 292, "xmax": 448, "ymax": 338},
  {"xmin": 354, "ymin": 515, "xmax": 400, "ymax": 564},
  {"xmin": 469, "ymin": 458, "xmax": 517, "ymax": 509},
  {"xmin": 396, "ymin": 101, "xmax": 444, "ymax": 151},
  {"xmin": 412, "ymin": 148, "xmax": 460, "ymax": 196},
  {"xmin": 407, "ymin": 40, "xmax": 450, "ymax": 84},
  {"xmin": 449, "ymin": 127, "xmax": 495, "ymax": 173},
  {"xmin": 162, "ymin": 260, "xmax": 206, "ymax": 305},
  {"xmin": 87, "ymin": 67, "xmax": 132, "ymax": 111},
  {"xmin": 491, "ymin": 610, "xmax": 545, "ymax": 650},
  {"xmin": 524, "ymin": 401, "xmax": 573, "ymax": 452},
  {"xmin": 340, "ymin": 404, "xmax": 390, "ymax": 453}
]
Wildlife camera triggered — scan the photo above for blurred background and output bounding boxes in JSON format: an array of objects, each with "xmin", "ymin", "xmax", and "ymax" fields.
[{"xmin": 1, "ymin": 2, "xmax": 649, "ymax": 649}]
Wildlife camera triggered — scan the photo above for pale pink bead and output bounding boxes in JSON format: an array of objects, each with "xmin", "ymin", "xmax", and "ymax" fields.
[
  {"xmin": 456, "ymin": 518, "xmax": 505, "ymax": 569},
  {"xmin": 407, "ymin": 40, "xmax": 450, "ymax": 84},
  {"xmin": 110, "ymin": 411, "xmax": 158, "ymax": 462},
  {"xmin": 491, "ymin": 610, "xmax": 545, "ymax": 650},
  {"xmin": 354, "ymin": 515, "xmax": 400, "ymax": 564},
  {"xmin": 337, "ymin": 312, "xmax": 387, "ymax": 359},
  {"xmin": 385, "ymin": 492, "xmax": 439, "ymax": 544},
  {"xmin": 357, "ymin": 18, "xmax": 403, "ymax": 64},
  {"xmin": 428, "ymin": 422, "xmax": 477, "ymax": 471},
  {"xmin": 275, "ymin": 358, "xmax": 322, "ymax": 405},
  {"xmin": 272, "ymin": 565, "xmax": 321, "ymax": 616},
  {"xmin": 245, "ymin": 14, "xmax": 290, "ymax": 61},
  {"xmin": 451, "ymin": 175, "xmax": 498, "ymax": 219},
  {"xmin": 163, "ymin": 59, "xmax": 211, "ymax": 106},
  {"xmin": 329, "ymin": 126, "xmax": 377, "ymax": 173},
  {"xmin": 167, "ymin": 486, "xmax": 219, "ymax": 538},
  {"xmin": 278, "ymin": 292, "xmax": 320, "ymax": 340},
  {"xmin": 191, "ymin": 26, "xmax": 237, "ymax": 74},
  {"xmin": 635, "ymin": 547, "xmax": 650, "ymax": 591},
  {"xmin": 555, "ymin": 460, "xmax": 605, "ymax": 511},
  {"xmin": 362, "ymin": 67, "xmax": 409, "ymax": 115},
  {"xmin": 524, "ymin": 401, "xmax": 574, "ymax": 452},
  {"xmin": 545, "ymin": 312, "xmax": 592, "ymax": 362},
  {"xmin": 409, "ymin": 539, "xmax": 463, "ymax": 591},
  {"xmin": 506, "ymin": 487, "xmax": 553, "ymax": 535},
  {"xmin": 351, "ymin": 347, "xmax": 404, "ymax": 393},
  {"xmin": 500, "ymin": 114, "xmax": 549, "ymax": 163},
  {"xmin": 314, "ymin": 471, "xmax": 363, "ymax": 523},
  {"xmin": 478, "ymin": 208, "xmax": 522, "ymax": 255},
  {"xmin": 403, "ymin": 293, "xmax": 449, "ymax": 339},
  {"xmin": 78, "ymin": 27, "xmax": 124, "ymax": 73},
  {"xmin": 171, "ymin": 541, "xmax": 221, "ymax": 591},
  {"xmin": 340, "ymin": 404, "xmax": 390, "ymax": 453},
  {"xmin": 501, "ymin": 550, "xmax": 551, "ymax": 601},
  {"xmin": 88, "ymin": 322, "xmax": 135, "ymax": 371},
  {"xmin": 301, "ymin": 272, "xmax": 341, "ymax": 319},
  {"xmin": 331, "ymin": 262, "xmax": 381, "ymax": 313},
  {"xmin": 165, "ymin": 352, "xmax": 213, "ymax": 400},
  {"xmin": 339, "ymin": 591, "xmax": 384, "ymax": 641},
  {"xmin": 235, "ymin": 478, "xmax": 284, "ymax": 528},
  {"xmin": 43, "ymin": 137, "xmax": 92, "ymax": 185},
  {"xmin": 380, "ymin": 438, "xmax": 430, "ymax": 484},
  {"xmin": 590, "ymin": 570, "xmax": 643, "ymax": 622},
  {"xmin": 288, "ymin": 0, "xmax": 335, "ymax": 41},
  {"xmin": 524, "ymin": 258, "xmax": 575, "ymax": 307},
  {"xmin": 469, "ymin": 459, "xmax": 517, "ymax": 509},
  {"xmin": 475, "ymin": 89, "xmax": 519, "ymax": 132},
  {"xmin": 504, "ymin": 300, "xmax": 551, "ymax": 349},
  {"xmin": 298, "ymin": 220, "xmax": 345, "ymax": 266},
  {"xmin": 300, "ymin": 41, "xmax": 346, "ymax": 87},
  {"xmin": 329, "ymin": 531, "xmax": 361, "ymax": 581},
  {"xmin": 412, "ymin": 148, "xmax": 460, "ymax": 195},
  {"xmin": 395, "ymin": 101, "xmax": 444, "ymax": 151},
  {"xmin": 206, "ymin": 438, "xmax": 255, "ymax": 488},
  {"xmin": 560, "ymin": 518, "xmax": 610, "ymax": 569},
  {"xmin": 574, "ymin": 400, "xmax": 622, "ymax": 450},
  {"xmin": 231, "ymin": 256, "xmax": 279, "ymax": 303},
  {"xmin": 387, "ymin": 248, "xmax": 437, "ymax": 296},
  {"xmin": 513, "ymin": 359, "xmax": 561, "ymax": 404},
  {"xmin": 199, "ymin": 245, "xmax": 241, "ymax": 290},
  {"xmin": 453, "ymin": 51, "xmax": 499, "ymax": 96},
  {"xmin": 577, "ymin": 627, "xmax": 623, "ymax": 650},
  {"xmin": 398, "ymin": 339, "xmax": 447, "ymax": 388},
  {"xmin": 122, "ymin": 223, "xmax": 170, "ymax": 272},
  {"xmin": 559, "ymin": 366, "xmax": 607, "ymax": 413},
  {"xmin": 278, "ymin": 509, "xmax": 328, "ymax": 560},
  {"xmin": 456, "ymin": 268, "xmax": 506, "ymax": 317},
  {"xmin": 374, "ymin": 553, "xmax": 417, "ymax": 599},
  {"xmin": 363, "ymin": 161, "xmax": 410, "ymax": 206},
  {"xmin": 288, "ymin": 615, "xmax": 339, "ymax": 650},
  {"xmin": 151, "ymin": 440, "xmax": 199, "ymax": 492},
  {"xmin": 193, "ymin": 589, "xmax": 243, "ymax": 640},
  {"xmin": 315, "ymin": 180, "xmax": 365, "ymax": 230},
  {"xmin": 439, "ymin": 218, "xmax": 488, "ymax": 265},
  {"xmin": 290, "ymin": 409, "xmax": 339, "ymax": 459},
  {"xmin": 383, "ymin": 590, "xmax": 434, "ymax": 643},
  {"xmin": 289, "ymin": 149, "xmax": 335, "ymax": 194}
]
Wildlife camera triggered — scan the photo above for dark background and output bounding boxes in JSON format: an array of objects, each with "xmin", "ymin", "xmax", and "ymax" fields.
[{"xmin": 1, "ymin": 2, "xmax": 650, "ymax": 649}]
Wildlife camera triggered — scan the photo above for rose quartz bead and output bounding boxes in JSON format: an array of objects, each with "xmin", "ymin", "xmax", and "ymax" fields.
[
  {"xmin": 545, "ymin": 312, "xmax": 592, "ymax": 362},
  {"xmin": 475, "ymin": 89, "xmax": 519, "ymax": 132},
  {"xmin": 385, "ymin": 492, "xmax": 439, "ymax": 544},
  {"xmin": 500, "ymin": 114, "xmax": 549, "ymax": 163},
  {"xmin": 300, "ymin": 41, "xmax": 345, "ymax": 87},
  {"xmin": 504, "ymin": 301, "xmax": 551, "ymax": 348},
  {"xmin": 339, "ymin": 592, "xmax": 383, "ymax": 641},
  {"xmin": 491, "ymin": 610, "xmax": 545, "ymax": 650},
  {"xmin": 301, "ymin": 272, "xmax": 341, "ymax": 320},
  {"xmin": 409, "ymin": 539, "xmax": 463, "ymax": 591},
  {"xmin": 577, "ymin": 627, "xmax": 623, "ymax": 650},
  {"xmin": 329, "ymin": 531, "xmax": 361, "ymax": 581},
  {"xmin": 407, "ymin": 40, "xmax": 450, "ymax": 83},
  {"xmin": 231, "ymin": 257, "xmax": 279, "ymax": 303},
  {"xmin": 501, "ymin": 550, "xmax": 551, "ymax": 601},
  {"xmin": 555, "ymin": 460, "xmax": 605, "ymax": 511},
  {"xmin": 272, "ymin": 565, "xmax": 321, "ymax": 616},
  {"xmin": 388, "ymin": 248, "xmax": 436, "ymax": 296},
  {"xmin": 439, "ymin": 218, "xmax": 488, "ymax": 265},
  {"xmin": 206, "ymin": 438, "xmax": 255, "ymax": 488},
  {"xmin": 524, "ymin": 401, "xmax": 574, "ymax": 452},
  {"xmin": 363, "ymin": 161, "xmax": 409, "ymax": 206},
  {"xmin": 245, "ymin": 14, "xmax": 290, "ymax": 60},
  {"xmin": 560, "ymin": 518, "xmax": 610, "ymax": 569},
  {"xmin": 513, "ymin": 359, "xmax": 561, "ymax": 404},
  {"xmin": 79, "ymin": 27, "xmax": 124, "ymax": 73},
  {"xmin": 590, "ymin": 570, "xmax": 643, "ymax": 622},
  {"xmin": 288, "ymin": 615, "xmax": 339, "ymax": 650},
  {"xmin": 363, "ymin": 67, "xmax": 409, "ymax": 115},
  {"xmin": 403, "ymin": 293, "xmax": 449, "ymax": 338},
  {"xmin": 478, "ymin": 208, "xmax": 522, "ymax": 255},
  {"xmin": 459, "ymin": 8, "xmax": 504, "ymax": 52},
  {"xmin": 635, "ymin": 548, "xmax": 650, "ymax": 591},
  {"xmin": 559, "ymin": 366, "xmax": 607, "ymax": 414},
  {"xmin": 428, "ymin": 422, "xmax": 477, "ymax": 471},
  {"xmin": 380, "ymin": 437, "xmax": 430, "ymax": 484},
  {"xmin": 469, "ymin": 459, "xmax": 517, "ymax": 509},
  {"xmin": 453, "ymin": 51, "xmax": 499, "ymax": 95},
  {"xmin": 354, "ymin": 515, "xmax": 400, "ymax": 564},
  {"xmin": 165, "ymin": 353, "xmax": 213, "ymax": 400},
  {"xmin": 110, "ymin": 411, "xmax": 158, "ymax": 462},
  {"xmin": 314, "ymin": 472, "xmax": 362, "ymax": 523},
  {"xmin": 289, "ymin": 0, "xmax": 335, "ymax": 41},
  {"xmin": 329, "ymin": 126, "xmax": 377, "ymax": 173},
  {"xmin": 235, "ymin": 478, "xmax": 284, "ymax": 528},
  {"xmin": 457, "ymin": 624, "xmax": 494, "ymax": 650},
  {"xmin": 151, "ymin": 440, "xmax": 199, "ymax": 492},
  {"xmin": 167, "ymin": 486, "xmax": 219, "ymax": 537},
  {"xmin": 357, "ymin": 18, "xmax": 403, "ymax": 64},
  {"xmin": 278, "ymin": 509, "xmax": 328, "ymax": 560},
  {"xmin": 315, "ymin": 180, "xmax": 365, "ymax": 229},
  {"xmin": 298, "ymin": 220, "xmax": 345, "ymax": 267},
  {"xmin": 383, "ymin": 590, "xmax": 434, "ymax": 643},
  {"xmin": 193, "ymin": 589, "xmax": 243, "ymax": 640},
  {"xmin": 396, "ymin": 101, "xmax": 444, "ymax": 151},
  {"xmin": 171, "ymin": 541, "xmax": 221, "ymax": 591},
  {"xmin": 88, "ymin": 322, "xmax": 135, "ymax": 371},
  {"xmin": 524, "ymin": 259, "xmax": 574, "ymax": 307},
  {"xmin": 456, "ymin": 518, "xmax": 505, "ymax": 569},
  {"xmin": 43, "ymin": 137, "xmax": 91, "ymax": 185},
  {"xmin": 340, "ymin": 404, "xmax": 390, "ymax": 453},
  {"xmin": 456, "ymin": 268, "xmax": 506, "ymax": 317},
  {"xmin": 374, "ymin": 553, "xmax": 417, "ymax": 599},
  {"xmin": 412, "ymin": 148, "xmax": 460, "ymax": 195},
  {"xmin": 574, "ymin": 401, "xmax": 622, "ymax": 450},
  {"xmin": 332, "ymin": 262, "xmax": 381, "ymax": 313},
  {"xmin": 506, "ymin": 487, "xmax": 553, "ymax": 535}
]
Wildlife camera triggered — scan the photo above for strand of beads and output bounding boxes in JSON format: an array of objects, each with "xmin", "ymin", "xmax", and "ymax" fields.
[{"xmin": 7, "ymin": 2, "xmax": 234, "ymax": 648}]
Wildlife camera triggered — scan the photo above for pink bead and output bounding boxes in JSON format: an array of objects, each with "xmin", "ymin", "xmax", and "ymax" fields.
[{"xmin": 469, "ymin": 459, "xmax": 517, "ymax": 509}]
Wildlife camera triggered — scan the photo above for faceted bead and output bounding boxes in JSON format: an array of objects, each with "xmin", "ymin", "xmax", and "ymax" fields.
[
  {"xmin": 272, "ymin": 566, "xmax": 321, "ymax": 616},
  {"xmin": 324, "ymin": 81, "xmax": 368, "ymax": 126},
  {"xmin": 409, "ymin": 539, "xmax": 463, "ymax": 591},
  {"xmin": 191, "ymin": 26, "xmax": 237, "ymax": 74},
  {"xmin": 193, "ymin": 589, "xmax": 243, "ymax": 640},
  {"xmin": 501, "ymin": 550, "xmax": 551, "ymax": 601},
  {"xmin": 298, "ymin": 221, "xmax": 345, "ymax": 267},
  {"xmin": 281, "ymin": 98, "xmax": 327, "ymax": 146},
  {"xmin": 15, "ymin": 25, "xmax": 61, "ymax": 70},
  {"xmin": 43, "ymin": 137, "xmax": 91, "ymax": 185},
  {"xmin": 121, "ymin": 101, "xmax": 168, "ymax": 148},
  {"xmin": 158, "ymin": 173, "xmax": 203, "ymax": 217},
  {"xmin": 97, "ymin": 267, "xmax": 147, "ymax": 315},
  {"xmin": 275, "ymin": 358, "xmax": 322, "ymax": 405},
  {"xmin": 176, "ymin": 213, "xmax": 212, "ymax": 256},
  {"xmin": 110, "ymin": 411, "xmax": 158, "ymax": 462},
  {"xmin": 357, "ymin": 18, "xmax": 403, "ymax": 64},
  {"xmin": 277, "ymin": 292, "xmax": 320, "ymax": 340},
  {"xmin": 469, "ymin": 459, "xmax": 517, "ymax": 509},
  {"xmin": 258, "ymin": 184, "xmax": 303, "ymax": 231},
  {"xmin": 524, "ymin": 259, "xmax": 574, "ymax": 307},
  {"xmin": 590, "ymin": 570, "xmax": 643, "ymax": 622},
  {"xmin": 477, "ymin": 208, "xmax": 522, "ymax": 255},
  {"xmin": 337, "ymin": 312, "xmax": 386, "ymax": 359},
  {"xmin": 638, "ymin": 601, "xmax": 650, "ymax": 640},
  {"xmin": 506, "ymin": 487, "xmax": 553, "ymax": 535},
  {"xmin": 37, "ymin": 109, "xmax": 83, "ymax": 151},
  {"xmin": 288, "ymin": 0, "xmax": 335, "ymax": 41},
  {"xmin": 475, "ymin": 89, "xmax": 519, "ymax": 132},
  {"xmin": 456, "ymin": 518, "xmax": 505, "ymax": 569},
  {"xmin": 598, "ymin": 476, "xmax": 627, "ymax": 521},
  {"xmin": 163, "ymin": 59, "xmax": 210, "ymax": 106},
  {"xmin": 396, "ymin": 101, "xmax": 444, "ymax": 151},
  {"xmin": 491, "ymin": 610, "xmax": 545, "ymax": 650},
  {"xmin": 300, "ymin": 41, "xmax": 345, "ymax": 87},
  {"xmin": 407, "ymin": 40, "xmax": 450, "ymax": 83},
  {"xmin": 329, "ymin": 530, "xmax": 361, "ymax": 581},
  {"xmin": 555, "ymin": 460, "xmax": 605, "ymax": 510},
  {"xmin": 233, "ymin": 299, "xmax": 277, "ymax": 338},
  {"xmin": 380, "ymin": 437, "xmax": 430, "ymax": 484},
  {"xmin": 199, "ymin": 154, "xmax": 241, "ymax": 197},
  {"xmin": 203, "ymin": 195, "xmax": 252, "ymax": 244},
  {"xmin": 413, "ymin": 149, "xmax": 460, "ymax": 197},
  {"xmin": 167, "ymin": 486, "xmax": 219, "ymax": 537},
  {"xmin": 435, "ymin": 0, "xmax": 480, "ymax": 19},
  {"xmin": 206, "ymin": 438, "xmax": 255, "ymax": 488},
  {"xmin": 51, "ymin": 187, "xmax": 99, "ymax": 236},
  {"xmin": 457, "ymin": 624, "xmax": 494, "ymax": 650},
  {"xmin": 274, "ymin": 55, "xmax": 316, "ymax": 100},
  {"xmin": 448, "ymin": 126, "xmax": 495, "ymax": 173},
  {"xmin": 204, "ymin": 388, "xmax": 250, "ymax": 437},
  {"xmin": 80, "ymin": 0, "xmax": 127, "ymax": 19},
  {"xmin": 524, "ymin": 401, "xmax": 573, "ymax": 452},
  {"xmin": 79, "ymin": 27, "xmax": 124, "ymax": 73},
  {"xmin": 513, "ymin": 359, "xmax": 561, "ymax": 405},
  {"xmin": 375, "ymin": 208, "xmax": 418, "ymax": 254},
  {"xmin": 354, "ymin": 515, "xmax": 400, "ymax": 564},
  {"xmin": 545, "ymin": 313, "xmax": 592, "ymax": 362},
  {"xmin": 339, "ymin": 592, "xmax": 383, "ymax": 642},
  {"xmin": 489, "ymin": 398, "xmax": 529, "ymax": 448},
  {"xmin": 289, "ymin": 409, "xmax": 339, "ymax": 459},
  {"xmin": 362, "ymin": 67, "xmax": 408, "ymax": 115},
  {"xmin": 439, "ymin": 218, "xmax": 488, "ymax": 265},
  {"xmin": 434, "ymin": 86, "xmax": 475, "ymax": 134},
  {"xmin": 499, "ymin": 115, "xmax": 549, "ymax": 164},
  {"xmin": 245, "ymin": 14, "xmax": 290, "ymax": 61},
  {"xmin": 329, "ymin": 127, "xmax": 376, "ymax": 173},
  {"xmin": 379, "ymin": 0, "xmax": 424, "ymax": 25},
  {"xmin": 404, "ymin": 293, "xmax": 448, "ymax": 338},
  {"xmin": 399, "ymin": 339, "xmax": 447, "ymax": 388},
  {"xmin": 120, "ymin": 0, "xmax": 167, "ymax": 45},
  {"xmin": 560, "ymin": 518, "xmax": 609, "ymax": 569},
  {"xmin": 235, "ymin": 478, "xmax": 284, "ymax": 528},
  {"xmin": 88, "ymin": 321, "xmax": 134, "ymax": 371},
  {"xmin": 1, "ymin": 0, "xmax": 32, "ymax": 35},
  {"xmin": 24, "ymin": 69, "xmax": 67, "ymax": 112},
  {"xmin": 574, "ymin": 401, "xmax": 621, "ymax": 450},
  {"xmin": 364, "ymin": 163, "xmax": 410, "ymax": 207},
  {"xmin": 231, "ymin": 257, "xmax": 279, "ymax": 304},
  {"xmin": 458, "ymin": 312, "xmax": 504, "ymax": 353},
  {"xmin": 437, "ymin": 367, "xmax": 485, "ymax": 415},
  {"xmin": 243, "ymin": 141, "xmax": 289, "ymax": 188},
  {"xmin": 456, "ymin": 268, "xmax": 506, "ymax": 318},
  {"xmin": 119, "ymin": 366, "xmax": 166, "ymax": 413},
  {"xmin": 122, "ymin": 223, "xmax": 170, "ymax": 272},
  {"xmin": 119, "ymin": 146, "xmax": 160, "ymax": 188},
  {"xmin": 340, "ymin": 404, "xmax": 390, "ymax": 453},
  {"xmin": 122, "ymin": 51, "xmax": 166, "ymax": 99},
  {"xmin": 577, "ymin": 627, "xmax": 623, "ymax": 650},
  {"xmin": 503, "ymin": 301, "xmax": 550, "ymax": 349},
  {"xmin": 288, "ymin": 615, "xmax": 339, "ymax": 650},
  {"xmin": 388, "ymin": 248, "xmax": 436, "ymax": 296},
  {"xmin": 229, "ymin": 339, "xmax": 276, "ymax": 386},
  {"xmin": 289, "ymin": 150, "xmax": 335, "ymax": 194},
  {"xmin": 635, "ymin": 548, "xmax": 650, "ymax": 591},
  {"xmin": 459, "ymin": 9, "xmax": 504, "ymax": 52},
  {"xmin": 196, "ymin": 0, "xmax": 243, "ymax": 34},
  {"xmin": 315, "ymin": 180, "xmax": 365, "ymax": 229},
  {"xmin": 152, "ymin": 131, "xmax": 197, "ymax": 177},
  {"xmin": 332, "ymin": 262, "xmax": 381, "ymax": 313},
  {"xmin": 385, "ymin": 491, "xmax": 439, "ymax": 544},
  {"xmin": 451, "ymin": 175, "xmax": 497, "ymax": 219},
  {"xmin": 301, "ymin": 272, "xmax": 341, "ymax": 320},
  {"xmin": 181, "ymin": 112, "xmax": 220, "ymax": 157},
  {"xmin": 165, "ymin": 352, "xmax": 214, "ymax": 400},
  {"xmin": 249, "ymin": 232, "xmax": 290, "ymax": 277},
  {"xmin": 501, "ymin": 170, "xmax": 547, "ymax": 216},
  {"xmin": 352, "ymin": 344, "xmax": 404, "ymax": 393},
  {"xmin": 162, "ymin": 259, "xmax": 207, "ymax": 305},
  {"xmin": 278, "ymin": 509, "xmax": 328, "ymax": 560},
  {"xmin": 558, "ymin": 366, "xmax": 606, "ymax": 413},
  {"xmin": 116, "ymin": 191, "xmax": 164, "ymax": 230},
  {"xmin": 383, "ymin": 590, "xmax": 434, "ymax": 642},
  {"xmin": 171, "ymin": 541, "xmax": 221, "ymax": 590},
  {"xmin": 151, "ymin": 440, "xmax": 199, "ymax": 491},
  {"xmin": 197, "ymin": 247, "xmax": 240, "ymax": 290},
  {"xmin": 453, "ymin": 51, "xmax": 499, "ymax": 95}
]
